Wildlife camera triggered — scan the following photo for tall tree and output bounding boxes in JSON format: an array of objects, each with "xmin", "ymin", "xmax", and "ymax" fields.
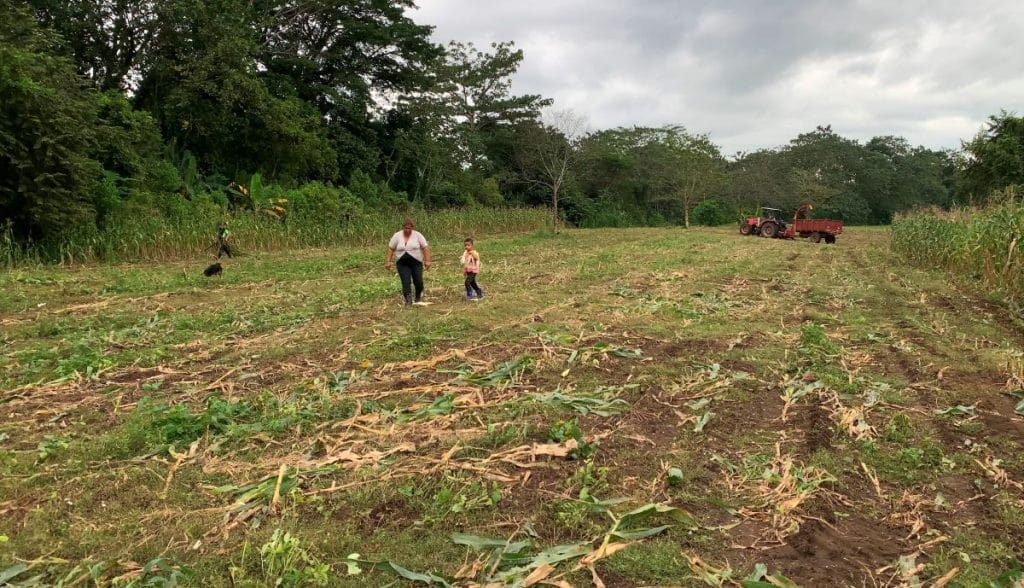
[
  {"xmin": 134, "ymin": 0, "xmax": 337, "ymax": 180},
  {"xmin": 258, "ymin": 0, "xmax": 440, "ymax": 179},
  {"xmin": 724, "ymin": 149, "xmax": 795, "ymax": 214},
  {"xmin": 31, "ymin": 0, "xmax": 157, "ymax": 92},
  {"xmin": 1, "ymin": 1, "xmax": 103, "ymax": 241},
  {"xmin": 784, "ymin": 126, "xmax": 875, "ymax": 223},
  {"xmin": 515, "ymin": 109, "xmax": 589, "ymax": 230},
  {"xmin": 636, "ymin": 126, "xmax": 725, "ymax": 228},
  {"xmin": 425, "ymin": 41, "xmax": 551, "ymax": 170},
  {"xmin": 961, "ymin": 111, "xmax": 1024, "ymax": 202},
  {"xmin": 866, "ymin": 136, "xmax": 951, "ymax": 218}
]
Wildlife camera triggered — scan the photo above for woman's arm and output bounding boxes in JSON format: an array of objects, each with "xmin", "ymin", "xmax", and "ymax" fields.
[{"xmin": 385, "ymin": 247, "xmax": 395, "ymax": 270}]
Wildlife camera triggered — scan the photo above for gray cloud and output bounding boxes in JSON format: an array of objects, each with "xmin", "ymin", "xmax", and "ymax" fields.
[{"xmin": 411, "ymin": 0, "xmax": 1024, "ymax": 154}]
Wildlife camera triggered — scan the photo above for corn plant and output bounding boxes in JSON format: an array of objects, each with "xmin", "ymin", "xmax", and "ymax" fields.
[
  {"xmin": 458, "ymin": 356, "xmax": 533, "ymax": 388},
  {"xmin": 685, "ymin": 556, "xmax": 734, "ymax": 587},
  {"xmin": 531, "ymin": 385, "xmax": 634, "ymax": 416},
  {"xmin": 566, "ymin": 342, "xmax": 644, "ymax": 365},
  {"xmin": 780, "ymin": 379, "xmax": 823, "ymax": 422},
  {"xmin": 0, "ymin": 558, "xmax": 192, "ymax": 587},
  {"xmin": 693, "ymin": 411, "xmax": 715, "ymax": 433},
  {"xmin": 393, "ymin": 394, "xmax": 455, "ymax": 423},
  {"xmin": 1010, "ymin": 391, "xmax": 1024, "ymax": 416},
  {"xmin": 215, "ymin": 468, "xmax": 301, "ymax": 521},
  {"xmin": 741, "ymin": 562, "xmax": 803, "ymax": 588},
  {"xmin": 429, "ymin": 501, "xmax": 696, "ymax": 586}
]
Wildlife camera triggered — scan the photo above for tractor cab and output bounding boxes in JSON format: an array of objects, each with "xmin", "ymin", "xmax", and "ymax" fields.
[
  {"xmin": 740, "ymin": 206, "xmax": 787, "ymax": 237},
  {"xmin": 763, "ymin": 207, "xmax": 788, "ymax": 227}
]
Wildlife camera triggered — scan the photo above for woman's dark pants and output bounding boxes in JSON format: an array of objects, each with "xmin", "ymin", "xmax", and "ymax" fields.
[{"xmin": 397, "ymin": 254, "xmax": 424, "ymax": 303}]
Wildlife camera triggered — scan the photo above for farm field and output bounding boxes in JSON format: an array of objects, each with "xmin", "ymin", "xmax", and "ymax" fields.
[{"xmin": 1, "ymin": 226, "xmax": 1023, "ymax": 587}]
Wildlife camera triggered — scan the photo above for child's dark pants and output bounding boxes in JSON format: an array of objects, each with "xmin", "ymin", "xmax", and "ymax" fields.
[{"xmin": 465, "ymin": 272, "xmax": 482, "ymax": 297}]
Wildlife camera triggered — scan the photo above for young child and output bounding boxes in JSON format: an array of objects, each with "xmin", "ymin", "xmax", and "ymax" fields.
[
  {"xmin": 461, "ymin": 238, "xmax": 484, "ymax": 301},
  {"xmin": 216, "ymin": 222, "xmax": 233, "ymax": 259}
]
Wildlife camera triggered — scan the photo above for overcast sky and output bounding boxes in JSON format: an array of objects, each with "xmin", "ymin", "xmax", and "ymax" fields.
[{"xmin": 411, "ymin": 0, "xmax": 1024, "ymax": 155}]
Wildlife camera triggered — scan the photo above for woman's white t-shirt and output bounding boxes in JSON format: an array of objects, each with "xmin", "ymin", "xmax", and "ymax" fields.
[{"xmin": 389, "ymin": 230, "xmax": 429, "ymax": 262}]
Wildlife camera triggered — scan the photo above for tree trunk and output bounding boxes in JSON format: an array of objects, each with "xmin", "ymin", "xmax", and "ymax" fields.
[
  {"xmin": 552, "ymin": 186, "xmax": 560, "ymax": 233},
  {"xmin": 684, "ymin": 180, "xmax": 697, "ymax": 229}
]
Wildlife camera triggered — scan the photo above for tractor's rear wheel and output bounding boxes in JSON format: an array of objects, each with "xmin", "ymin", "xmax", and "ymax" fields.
[
  {"xmin": 760, "ymin": 222, "xmax": 778, "ymax": 238},
  {"xmin": 811, "ymin": 232, "xmax": 822, "ymax": 243},
  {"xmin": 740, "ymin": 223, "xmax": 752, "ymax": 236},
  {"xmin": 825, "ymin": 234, "xmax": 836, "ymax": 244}
]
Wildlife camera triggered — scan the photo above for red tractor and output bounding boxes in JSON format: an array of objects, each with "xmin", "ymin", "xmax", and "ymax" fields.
[{"xmin": 739, "ymin": 204, "xmax": 843, "ymax": 244}]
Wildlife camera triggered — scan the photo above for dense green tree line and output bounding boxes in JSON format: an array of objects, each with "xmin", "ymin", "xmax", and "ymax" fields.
[
  {"xmin": 717, "ymin": 127, "xmax": 957, "ymax": 225},
  {"xmin": 2, "ymin": 0, "xmax": 1021, "ymax": 251}
]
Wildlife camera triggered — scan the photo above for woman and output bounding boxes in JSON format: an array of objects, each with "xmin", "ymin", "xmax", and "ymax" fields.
[{"xmin": 385, "ymin": 218, "xmax": 432, "ymax": 305}]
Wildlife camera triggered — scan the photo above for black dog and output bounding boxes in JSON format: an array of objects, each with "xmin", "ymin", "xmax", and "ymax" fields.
[{"xmin": 203, "ymin": 262, "xmax": 223, "ymax": 277}]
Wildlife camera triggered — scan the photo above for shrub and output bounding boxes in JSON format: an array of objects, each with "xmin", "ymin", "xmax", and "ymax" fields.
[
  {"xmin": 348, "ymin": 170, "xmax": 408, "ymax": 209},
  {"xmin": 691, "ymin": 199, "xmax": 737, "ymax": 226},
  {"xmin": 468, "ymin": 176, "xmax": 505, "ymax": 207},
  {"xmin": 285, "ymin": 182, "xmax": 341, "ymax": 220}
]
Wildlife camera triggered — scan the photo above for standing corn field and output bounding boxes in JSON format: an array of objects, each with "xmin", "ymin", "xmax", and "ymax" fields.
[
  {"xmin": 0, "ymin": 207, "xmax": 550, "ymax": 267},
  {"xmin": 891, "ymin": 187, "xmax": 1024, "ymax": 306}
]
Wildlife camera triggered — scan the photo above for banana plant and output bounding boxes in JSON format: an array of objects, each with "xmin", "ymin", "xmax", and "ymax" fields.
[{"xmin": 226, "ymin": 173, "xmax": 289, "ymax": 219}]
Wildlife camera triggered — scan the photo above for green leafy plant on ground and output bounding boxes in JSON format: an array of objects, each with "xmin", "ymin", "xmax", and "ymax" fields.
[
  {"xmin": 366, "ymin": 500, "xmax": 699, "ymax": 586},
  {"xmin": 548, "ymin": 418, "xmax": 596, "ymax": 460},
  {"xmin": 0, "ymin": 558, "xmax": 191, "ymax": 587},
  {"xmin": 424, "ymin": 478, "xmax": 503, "ymax": 522},
  {"xmin": 229, "ymin": 529, "xmax": 330, "ymax": 587},
  {"xmin": 36, "ymin": 435, "xmax": 70, "ymax": 462}
]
